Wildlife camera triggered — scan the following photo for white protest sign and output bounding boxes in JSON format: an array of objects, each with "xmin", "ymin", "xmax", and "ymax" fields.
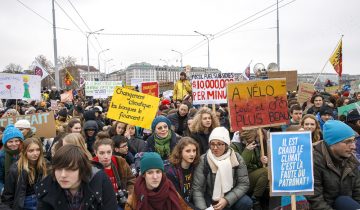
[
  {"xmin": 93, "ymin": 89, "xmax": 107, "ymax": 99},
  {"xmin": 85, "ymin": 81, "xmax": 122, "ymax": 97},
  {"xmin": 0, "ymin": 73, "xmax": 41, "ymax": 100},
  {"xmin": 191, "ymin": 73, "xmax": 234, "ymax": 105}
]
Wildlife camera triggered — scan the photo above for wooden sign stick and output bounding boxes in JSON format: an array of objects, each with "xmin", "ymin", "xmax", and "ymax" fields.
[
  {"xmin": 258, "ymin": 128, "xmax": 266, "ymax": 167},
  {"xmin": 291, "ymin": 194, "xmax": 297, "ymax": 210}
]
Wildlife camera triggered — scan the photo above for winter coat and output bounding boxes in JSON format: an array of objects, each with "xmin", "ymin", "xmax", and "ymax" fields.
[
  {"xmin": 190, "ymin": 132, "xmax": 210, "ymax": 155},
  {"xmin": 305, "ymin": 141, "xmax": 360, "ymax": 210},
  {"xmin": 128, "ymin": 137, "xmax": 147, "ymax": 156},
  {"xmin": 35, "ymin": 167, "xmax": 118, "ymax": 210},
  {"xmin": 192, "ymin": 152, "xmax": 250, "ymax": 209},
  {"xmin": 1, "ymin": 162, "xmax": 44, "ymax": 209},
  {"xmin": 83, "ymin": 120, "xmax": 99, "ymax": 155},
  {"xmin": 167, "ymin": 112, "xmax": 188, "ymax": 136},
  {"xmin": 0, "ymin": 150, "xmax": 19, "ymax": 191},
  {"xmin": 173, "ymin": 80, "xmax": 192, "ymax": 101},
  {"xmin": 112, "ymin": 155, "xmax": 136, "ymax": 195},
  {"xmin": 146, "ymin": 130, "xmax": 179, "ymax": 160}
]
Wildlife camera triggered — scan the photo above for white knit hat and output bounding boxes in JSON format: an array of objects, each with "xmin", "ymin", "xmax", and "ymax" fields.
[
  {"xmin": 14, "ymin": 119, "xmax": 31, "ymax": 129},
  {"xmin": 209, "ymin": 127, "xmax": 230, "ymax": 145}
]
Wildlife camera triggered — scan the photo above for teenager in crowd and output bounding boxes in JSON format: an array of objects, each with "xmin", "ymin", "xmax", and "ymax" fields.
[
  {"xmin": 190, "ymin": 107, "xmax": 220, "ymax": 155},
  {"xmin": 300, "ymin": 114, "xmax": 322, "ymax": 143},
  {"xmin": 0, "ymin": 125, "xmax": 24, "ymax": 191},
  {"xmin": 193, "ymin": 127, "xmax": 252, "ymax": 210},
  {"xmin": 14, "ymin": 119, "xmax": 35, "ymax": 139},
  {"xmin": 83, "ymin": 120, "xmax": 99, "ymax": 156},
  {"xmin": 315, "ymin": 105, "xmax": 334, "ymax": 130},
  {"xmin": 165, "ymin": 137, "xmax": 200, "ymax": 208},
  {"xmin": 147, "ymin": 116, "xmax": 179, "ymax": 160},
  {"xmin": 36, "ymin": 145, "xmax": 118, "ymax": 210},
  {"xmin": 65, "ymin": 118, "xmax": 82, "ymax": 133},
  {"xmin": 167, "ymin": 103, "xmax": 189, "ymax": 136},
  {"xmin": 108, "ymin": 121, "xmax": 127, "ymax": 138},
  {"xmin": 281, "ymin": 104, "xmax": 303, "ymax": 131},
  {"xmin": 125, "ymin": 152, "xmax": 192, "ymax": 210},
  {"xmin": 112, "ymin": 135, "xmax": 135, "ymax": 166},
  {"xmin": 125, "ymin": 124, "xmax": 147, "ymax": 156},
  {"xmin": 1, "ymin": 138, "xmax": 47, "ymax": 209},
  {"xmin": 306, "ymin": 94, "xmax": 324, "ymax": 115}
]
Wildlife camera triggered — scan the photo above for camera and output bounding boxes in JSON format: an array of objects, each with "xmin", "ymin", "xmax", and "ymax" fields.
[{"xmin": 116, "ymin": 189, "xmax": 128, "ymax": 206}]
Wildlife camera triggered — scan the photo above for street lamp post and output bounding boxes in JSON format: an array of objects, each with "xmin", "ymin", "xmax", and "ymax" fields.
[
  {"xmin": 171, "ymin": 49, "xmax": 183, "ymax": 68},
  {"xmin": 104, "ymin": 58, "xmax": 113, "ymax": 80},
  {"xmin": 194, "ymin": 30, "xmax": 210, "ymax": 73},
  {"xmin": 86, "ymin": 29, "xmax": 104, "ymax": 80},
  {"xmin": 98, "ymin": 48, "xmax": 110, "ymax": 72}
]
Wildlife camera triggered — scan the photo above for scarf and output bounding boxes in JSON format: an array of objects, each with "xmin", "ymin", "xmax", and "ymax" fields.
[
  {"xmin": 207, "ymin": 148, "xmax": 238, "ymax": 201},
  {"xmin": 4, "ymin": 147, "xmax": 20, "ymax": 178},
  {"xmin": 154, "ymin": 132, "xmax": 171, "ymax": 158},
  {"xmin": 134, "ymin": 175, "xmax": 182, "ymax": 210}
]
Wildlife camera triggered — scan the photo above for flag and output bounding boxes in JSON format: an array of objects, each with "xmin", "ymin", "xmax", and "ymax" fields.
[
  {"xmin": 65, "ymin": 69, "xmax": 74, "ymax": 81},
  {"xmin": 329, "ymin": 39, "xmax": 342, "ymax": 77},
  {"xmin": 242, "ymin": 60, "xmax": 252, "ymax": 80},
  {"xmin": 79, "ymin": 75, "xmax": 85, "ymax": 87},
  {"xmin": 33, "ymin": 60, "xmax": 49, "ymax": 80}
]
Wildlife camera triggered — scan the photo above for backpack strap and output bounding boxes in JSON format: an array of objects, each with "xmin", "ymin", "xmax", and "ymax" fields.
[{"xmin": 111, "ymin": 162, "xmax": 124, "ymax": 190}]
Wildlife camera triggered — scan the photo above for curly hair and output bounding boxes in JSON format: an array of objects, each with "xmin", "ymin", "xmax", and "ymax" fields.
[
  {"xmin": 168, "ymin": 137, "xmax": 200, "ymax": 166},
  {"xmin": 300, "ymin": 114, "xmax": 321, "ymax": 143},
  {"xmin": 190, "ymin": 107, "xmax": 220, "ymax": 133}
]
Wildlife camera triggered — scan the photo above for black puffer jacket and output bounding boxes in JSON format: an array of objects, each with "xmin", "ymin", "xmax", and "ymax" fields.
[
  {"xmin": 1, "ymin": 162, "xmax": 44, "ymax": 210},
  {"xmin": 35, "ymin": 167, "xmax": 117, "ymax": 210},
  {"xmin": 83, "ymin": 120, "xmax": 99, "ymax": 155}
]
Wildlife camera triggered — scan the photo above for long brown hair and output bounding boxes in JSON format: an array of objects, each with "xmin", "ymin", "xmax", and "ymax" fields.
[
  {"xmin": 169, "ymin": 137, "xmax": 200, "ymax": 166},
  {"xmin": 17, "ymin": 138, "xmax": 47, "ymax": 185},
  {"xmin": 301, "ymin": 114, "xmax": 321, "ymax": 143},
  {"xmin": 190, "ymin": 107, "xmax": 219, "ymax": 133}
]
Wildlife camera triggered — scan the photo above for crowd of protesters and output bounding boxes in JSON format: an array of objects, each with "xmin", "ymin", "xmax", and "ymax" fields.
[{"xmin": 0, "ymin": 73, "xmax": 360, "ymax": 210}]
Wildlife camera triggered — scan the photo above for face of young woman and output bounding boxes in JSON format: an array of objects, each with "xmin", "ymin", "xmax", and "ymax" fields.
[
  {"xmin": 6, "ymin": 138, "xmax": 21, "ymax": 151},
  {"xmin": 201, "ymin": 113, "xmax": 212, "ymax": 128},
  {"xmin": 155, "ymin": 122, "xmax": 169, "ymax": 138},
  {"xmin": 126, "ymin": 125, "xmax": 136, "ymax": 136},
  {"xmin": 181, "ymin": 144, "xmax": 197, "ymax": 165},
  {"xmin": 144, "ymin": 169, "xmax": 163, "ymax": 190},
  {"xmin": 71, "ymin": 123, "xmax": 82, "ymax": 133},
  {"xmin": 303, "ymin": 118, "xmax": 317, "ymax": 132},
  {"xmin": 116, "ymin": 123, "xmax": 126, "ymax": 135},
  {"xmin": 209, "ymin": 140, "xmax": 226, "ymax": 157},
  {"xmin": 55, "ymin": 168, "xmax": 81, "ymax": 192},
  {"xmin": 26, "ymin": 143, "xmax": 41, "ymax": 164}
]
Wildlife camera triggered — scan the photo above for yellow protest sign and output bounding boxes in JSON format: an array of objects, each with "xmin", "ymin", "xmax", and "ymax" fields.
[
  {"xmin": 324, "ymin": 86, "xmax": 339, "ymax": 94},
  {"xmin": 107, "ymin": 87, "xmax": 160, "ymax": 129}
]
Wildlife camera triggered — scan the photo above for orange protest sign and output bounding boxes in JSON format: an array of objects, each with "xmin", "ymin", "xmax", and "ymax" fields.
[{"xmin": 141, "ymin": 82, "xmax": 159, "ymax": 97}]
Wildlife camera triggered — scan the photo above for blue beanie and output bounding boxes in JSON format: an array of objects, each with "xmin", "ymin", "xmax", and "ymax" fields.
[
  {"xmin": 2, "ymin": 125, "xmax": 24, "ymax": 145},
  {"xmin": 151, "ymin": 116, "xmax": 172, "ymax": 132},
  {"xmin": 323, "ymin": 120, "xmax": 355, "ymax": 145},
  {"xmin": 140, "ymin": 152, "xmax": 164, "ymax": 174}
]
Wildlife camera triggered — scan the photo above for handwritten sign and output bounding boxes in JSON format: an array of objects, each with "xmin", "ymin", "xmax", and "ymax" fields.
[
  {"xmin": 93, "ymin": 89, "xmax": 107, "ymax": 99},
  {"xmin": 297, "ymin": 83, "xmax": 315, "ymax": 104},
  {"xmin": 338, "ymin": 101, "xmax": 360, "ymax": 116},
  {"xmin": 0, "ymin": 111, "xmax": 56, "ymax": 138},
  {"xmin": 0, "ymin": 73, "xmax": 41, "ymax": 100},
  {"xmin": 324, "ymin": 86, "xmax": 339, "ymax": 94},
  {"xmin": 227, "ymin": 79, "xmax": 289, "ymax": 131},
  {"xmin": 141, "ymin": 82, "xmax": 159, "ymax": 97},
  {"xmin": 191, "ymin": 73, "xmax": 234, "ymax": 105},
  {"xmin": 85, "ymin": 81, "xmax": 122, "ymax": 97},
  {"xmin": 107, "ymin": 87, "xmax": 160, "ymax": 129},
  {"xmin": 269, "ymin": 131, "xmax": 314, "ymax": 196}
]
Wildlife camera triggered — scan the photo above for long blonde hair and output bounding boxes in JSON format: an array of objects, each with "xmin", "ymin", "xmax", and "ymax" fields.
[
  {"xmin": 17, "ymin": 138, "xmax": 47, "ymax": 185},
  {"xmin": 190, "ymin": 107, "xmax": 220, "ymax": 133},
  {"xmin": 62, "ymin": 133, "xmax": 93, "ymax": 160}
]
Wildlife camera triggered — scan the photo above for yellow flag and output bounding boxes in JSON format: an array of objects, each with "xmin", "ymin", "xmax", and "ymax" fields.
[{"xmin": 329, "ymin": 39, "xmax": 342, "ymax": 76}]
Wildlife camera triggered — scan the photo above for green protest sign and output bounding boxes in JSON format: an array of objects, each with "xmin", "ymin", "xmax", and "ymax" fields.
[{"xmin": 337, "ymin": 101, "xmax": 360, "ymax": 116}]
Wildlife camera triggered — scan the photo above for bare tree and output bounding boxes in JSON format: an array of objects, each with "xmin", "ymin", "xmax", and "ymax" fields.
[
  {"xmin": 3, "ymin": 63, "xmax": 23, "ymax": 73},
  {"xmin": 35, "ymin": 55, "xmax": 54, "ymax": 72},
  {"xmin": 58, "ymin": 56, "xmax": 77, "ymax": 69}
]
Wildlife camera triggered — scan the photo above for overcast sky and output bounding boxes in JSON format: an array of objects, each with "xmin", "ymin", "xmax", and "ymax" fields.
[{"xmin": 1, "ymin": 0, "xmax": 359, "ymax": 75}]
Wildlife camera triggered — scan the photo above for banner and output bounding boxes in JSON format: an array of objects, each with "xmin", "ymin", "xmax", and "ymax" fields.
[
  {"xmin": 297, "ymin": 83, "xmax": 315, "ymax": 104},
  {"xmin": 227, "ymin": 79, "xmax": 289, "ymax": 131},
  {"xmin": 329, "ymin": 39, "xmax": 342, "ymax": 76},
  {"xmin": 268, "ymin": 70, "xmax": 298, "ymax": 91},
  {"xmin": 33, "ymin": 60, "xmax": 49, "ymax": 80},
  {"xmin": 0, "ymin": 111, "xmax": 56, "ymax": 138},
  {"xmin": 269, "ymin": 131, "xmax": 314, "ymax": 196},
  {"xmin": 338, "ymin": 101, "xmax": 360, "ymax": 116},
  {"xmin": 0, "ymin": 73, "xmax": 41, "ymax": 100},
  {"xmin": 107, "ymin": 87, "xmax": 160, "ymax": 129},
  {"xmin": 85, "ymin": 81, "xmax": 123, "ymax": 97},
  {"xmin": 324, "ymin": 85, "xmax": 339, "ymax": 94},
  {"xmin": 93, "ymin": 89, "xmax": 107, "ymax": 99},
  {"xmin": 61, "ymin": 90, "xmax": 73, "ymax": 102},
  {"xmin": 191, "ymin": 73, "xmax": 234, "ymax": 105},
  {"xmin": 141, "ymin": 82, "xmax": 159, "ymax": 97}
]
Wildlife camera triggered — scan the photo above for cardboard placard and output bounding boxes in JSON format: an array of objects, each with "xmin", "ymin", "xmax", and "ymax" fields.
[
  {"xmin": 268, "ymin": 70, "xmax": 298, "ymax": 91},
  {"xmin": 85, "ymin": 81, "xmax": 123, "ymax": 97},
  {"xmin": 107, "ymin": 87, "xmax": 160, "ymax": 129},
  {"xmin": 93, "ymin": 89, "xmax": 107, "ymax": 99},
  {"xmin": 297, "ymin": 83, "xmax": 315, "ymax": 104},
  {"xmin": 0, "ymin": 73, "xmax": 41, "ymax": 100},
  {"xmin": 0, "ymin": 111, "xmax": 56, "ymax": 138},
  {"xmin": 61, "ymin": 90, "xmax": 73, "ymax": 102},
  {"xmin": 227, "ymin": 79, "xmax": 289, "ymax": 131},
  {"xmin": 269, "ymin": 131, "xmax": 314, "ymax": 196},
  {"xmin": 191, "ymin": 73, "xmax": 234, "ymax": 105},
  {"xmin": 337, "ymin": 101, "xmax": 360, "ymax": 116},
  {"xmin": 141, "ymin": 82, "xmax": 159, "ymax": 97},
  {"xmin": 324, "ymin": 86, "xmax": 339, "ymax": 94}
]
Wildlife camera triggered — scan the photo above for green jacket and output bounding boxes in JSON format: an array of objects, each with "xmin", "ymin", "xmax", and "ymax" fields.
[
  {"xmin": 305, "ymin": 141, "xmax": 360, "ymax": 210},
  {"xmin": 231, "ymin": 142, "xmax": 263, "ymax": 173}
]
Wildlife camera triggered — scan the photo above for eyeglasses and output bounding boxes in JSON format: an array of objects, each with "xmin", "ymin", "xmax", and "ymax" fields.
[
  {"xmin": 119, "ymin": 144, "xmax": 128, "ymax": 148},
  {"xmin": 156, "ymin": 125, "xmax": 168, "ymax": 130},
  {"xmin": 210, "ymin": 143, "xmax": 225, "ymax": 148}
]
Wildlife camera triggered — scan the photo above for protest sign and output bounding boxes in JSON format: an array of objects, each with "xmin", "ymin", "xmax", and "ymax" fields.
[
  {"xmin": 350, "ymin": 80, "xmax": 360, "ymax": 94},
  {"xmin": 163, "ymin": 90, "xmax": 173, "ymax": 99},
  {"xmin": 93, "ymin": 89, "xmax": 107, "ymax": 99},
  {"xmin": 85, "ymin": 81, "xmax": 123, "ymax": 97},
  {"xmin": 191, "ymin": 73, "xmax": 234, "ymax": 105},
  {"xmin": 0, "ymin": 73, "xmax": 41, "ymax": 100},
  {"xmin": 141, "ymin": 81, "xmax": 159, "ymax": 97},
  {"xmin": 107, "ymin": 87, "xmax": 160, "ymax": 129},
  {"xmin": 61, "ymin": 90, "xmax": 73, "ymax": 102},
  {"xmin": 124, "ymin": 85, "xmax": 135, "ymax": 90},
  {"xmin": 0, "ymin": 111, "xmax": 56, "ymax": 138},
  {"xmin": 324, "ymin": 85, "xmax": 339, "ymax": 94},
  {"xmin": 227, "ymin": 79, "xmax": 289, "ymax": 131},
  {"xmin": 297, "ymin": 83, "xmax": 315, "ymax": 104},
  {"xmin": 338, "ymin": 101, "xmax": 360, "ymax": 116},
  {"xmin": 268, "ymin": 70, "xmax": 297, "ymax": 91},
  {"xmin": 269, "ymin": 131, "xmax": 314, "ymax": 196},
  {"xmin": 50, "ymin": 100, "xmax": 58, "ymax": 111}
]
